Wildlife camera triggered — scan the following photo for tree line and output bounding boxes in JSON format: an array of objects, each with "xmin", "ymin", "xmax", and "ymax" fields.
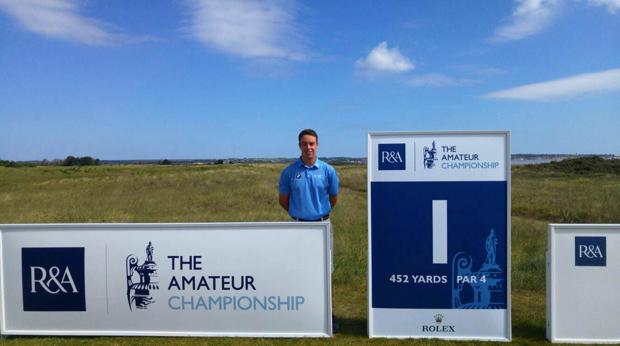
[{"xmin": 0, "ymin": 156, "xmax": 100, "ymax": 167}]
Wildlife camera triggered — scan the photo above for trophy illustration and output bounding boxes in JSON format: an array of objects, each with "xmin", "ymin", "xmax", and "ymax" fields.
[
  {"xmin": 126, "ymin": 241, "xmax": 159, "ymax": 310},
  {"xmin": 423, "ymin": 141, "xmax": 437, "ymax": 169},
  {"xmin": 452, "ymin": 229, "xmax": 504, "ymax": 309}
]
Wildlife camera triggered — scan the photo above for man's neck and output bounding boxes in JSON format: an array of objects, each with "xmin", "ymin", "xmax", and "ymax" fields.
[{"xmin": 301, "ymin": 156, "xmax": 317, "ymax": 166}]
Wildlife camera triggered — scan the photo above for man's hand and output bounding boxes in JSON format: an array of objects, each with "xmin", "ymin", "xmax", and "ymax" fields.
[
  {"xmin": 330, "ymin": 195, "xmax": 338, "ymax": 208},
  {"xmin": 279, "ymin": 193, "xmax": 289, "ymax": 211}
]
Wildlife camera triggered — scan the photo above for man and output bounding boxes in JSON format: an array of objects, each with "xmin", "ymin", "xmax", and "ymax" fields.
[
  {"xmin": 279, "ymin": 128, "xmax": 340, "ymax": 333},
  {"xmin": 279, "ymin": 129, "xmax": 339, "ymax": 221}
]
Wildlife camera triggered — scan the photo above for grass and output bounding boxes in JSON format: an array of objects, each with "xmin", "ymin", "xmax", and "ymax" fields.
[{"xmin": 1, "ymin": 160, "xmax": 619, "ymax": 345}]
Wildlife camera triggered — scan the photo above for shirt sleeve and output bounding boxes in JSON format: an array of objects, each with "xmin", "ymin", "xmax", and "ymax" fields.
[
  {"xmin": 279, "ymin": 167, "xmax": 290, "ymax": 195},
  {"xmin": 328, "ymin": 166, "xmax": 339, "ymax": 196}
]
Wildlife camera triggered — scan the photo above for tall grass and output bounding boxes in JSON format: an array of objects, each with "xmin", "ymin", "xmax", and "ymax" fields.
[
  {"xmin": 512, "ymin": 167, "xmax": 620, "ymax": 223},
  {"xmin": 1, "ymin": 162, "xmax": 618, "ymax": 345}
]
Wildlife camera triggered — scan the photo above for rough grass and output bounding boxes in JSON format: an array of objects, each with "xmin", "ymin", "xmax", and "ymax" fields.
[
  {"xmin": 512, "ymin": 166, "xmax": 620, "ymax": 223},
  {"xmin": 1, "ymin": 161, "xmax": 619, "ymax": 345}
]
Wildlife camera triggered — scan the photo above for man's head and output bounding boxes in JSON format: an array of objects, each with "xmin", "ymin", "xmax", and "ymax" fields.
[{"xmin": 298, "ymin": 129, "xmax": 318, "ymax": 165}]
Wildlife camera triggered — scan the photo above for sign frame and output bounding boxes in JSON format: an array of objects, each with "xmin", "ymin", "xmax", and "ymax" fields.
[
  {"xmin": 547, "ymin": 224, "xmax": 620, "ymax": 344},
  {"xmin": 0, "ymin": 222, "xmax": 333, "ymax": 338},
  {"xmin": 367, "ymin": 130, "xmax": 512, "ymax": 340}
]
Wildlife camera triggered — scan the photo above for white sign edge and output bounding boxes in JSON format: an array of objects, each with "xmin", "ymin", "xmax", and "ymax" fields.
[
  {"xmin": 367, "ymin": 132, "xmax": 373, "ymax": 338},
  {"xmin": 366, "ymin": 130, "xmax": 512, "ymax": 340},
  {"xmin": 0, "ymin": 330, "xmax": 331, "ymax": 338},
  {"xmin": 0, "ymin": 229, "xmax": 5, "ymax": 337},
  {"xmin": 0, "ymin": 221, "xmax": 330, "ymax": 230}
]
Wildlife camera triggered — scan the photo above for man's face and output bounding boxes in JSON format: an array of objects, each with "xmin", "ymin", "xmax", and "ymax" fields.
[{"xmin": 299, "ymin": 134, "xmax": 318, "ymax": 163}]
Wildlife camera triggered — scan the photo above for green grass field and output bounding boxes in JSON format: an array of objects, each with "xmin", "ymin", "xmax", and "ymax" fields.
[{"xmin": 1, "ymin": 161, "xmax": 619, "ymax": 345}]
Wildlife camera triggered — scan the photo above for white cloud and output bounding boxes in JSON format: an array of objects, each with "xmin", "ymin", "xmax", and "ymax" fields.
[
  {"xmin": 355, "ymin": 41, "xmax": 414, "ymax": 73},
  {"xmin": 455, "ymin": 65, "xmax": 507, "ymax": 77},
  {"xmin": 492, "ymin": 0, "xmax": 559, "ymax": 42},
  {"xmin": 484, "ymin": 67, "xmax": 620, "ymax": 100},
  {"xmin": 186, "ymin": 0, "xmax": 306, "ymax": 60},
  {"xmin": 0, "ymin": 0, "xmax": 122, "ymax": 45},
  {"xmin": 408, "ymin": 73, "xmax": 477, "ymax": 87},
  {"xmin": 588, "ymin": 0, "xmax": 620, "ymax": 13}
]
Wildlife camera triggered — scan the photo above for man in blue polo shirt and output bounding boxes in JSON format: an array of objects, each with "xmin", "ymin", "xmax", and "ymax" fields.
[
  {"xmin": 279, "ymin": 129, "xmax": 340, "ymax": 332},
  {"xmin": 278, "ymin": 129, "xmax": 339, "ymax": 221}
]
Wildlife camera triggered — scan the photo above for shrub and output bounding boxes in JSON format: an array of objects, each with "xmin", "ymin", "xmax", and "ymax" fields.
[{"xmin": 62, "ymin": 156, "xmax": 100, "ymax": 166}]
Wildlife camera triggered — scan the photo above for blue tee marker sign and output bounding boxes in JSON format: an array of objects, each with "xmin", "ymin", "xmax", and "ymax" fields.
[{"xmin": 368, "ymin": 131, "xmax": 511, "ymax": 340}]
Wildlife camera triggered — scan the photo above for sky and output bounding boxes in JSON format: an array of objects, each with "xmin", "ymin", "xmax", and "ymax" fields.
[{"xmin": 0, "ymin": 0, "xmax": 619, "ymax": 160}]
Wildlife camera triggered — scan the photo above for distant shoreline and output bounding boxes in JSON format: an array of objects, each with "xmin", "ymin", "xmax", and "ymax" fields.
[
  {"xmin": 8, "ymin": 154, "xmax": 618, "ymax": 166},
  {"xmin": 106, "ymin": 154, "xmax": 619, "ymax": 166}
]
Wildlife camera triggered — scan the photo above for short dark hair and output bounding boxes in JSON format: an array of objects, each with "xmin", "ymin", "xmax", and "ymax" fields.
[{"xmin": 298, "ymin": 129, "xmax": 318, "ymax": 143}]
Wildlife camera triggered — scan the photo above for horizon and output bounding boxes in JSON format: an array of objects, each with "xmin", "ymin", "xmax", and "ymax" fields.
[
  {"xmin": 1, "ymin": 1, "xmax": 619, "ymax": 160},
  {"xmin": 7, "ymin": 153, "xmax": 619, "ymax": 163}
]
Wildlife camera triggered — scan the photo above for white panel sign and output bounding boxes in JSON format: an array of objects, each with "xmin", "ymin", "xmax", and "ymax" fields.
[
  {"xmin": 368, "ymin": 131, "xmax": 511, "ymax": 340},
  {"xmin": 0, "ymin": 223, "xmax": 332, "ymax": 337},
  {"xmin": 547, "ymin": 224, "xmax": 620, "ymax": 343},
  {"xmin": 370, "ymin": 132, "xmax": 507, "ymax": 182}
]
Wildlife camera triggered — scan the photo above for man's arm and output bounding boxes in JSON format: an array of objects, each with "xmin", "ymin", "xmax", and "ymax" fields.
[
  {"xmin": 278, "ymin": 167, "xmax": 290, "ymax": 212},
  {"xmin": 279, "ymin": 193, "xmax": 289, "ymax": 211},
  {"xmin": 329, "ymin": 195, "xmax": 338, "ymax": 208},
  {"xmin": 328, "ymin": 166, "xmax": 339, "ymax": 209}
]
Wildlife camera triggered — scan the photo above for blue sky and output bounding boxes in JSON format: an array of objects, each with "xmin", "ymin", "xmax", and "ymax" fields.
[{"xmin": 1, "ymin": 0, "xmax": 619, "ymax": 160}]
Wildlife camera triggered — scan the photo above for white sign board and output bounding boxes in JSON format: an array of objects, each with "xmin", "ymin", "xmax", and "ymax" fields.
[
  {"xmin": 368, "ymin": 131, "xmax": 511, "ymax": 340},
  {"xmin": 547, "ymin": 224, "xmax": 620, "ymax": 343},
  {"xmin": 0, "ymin": 223, "xmax": 332, "ymax": 337}
]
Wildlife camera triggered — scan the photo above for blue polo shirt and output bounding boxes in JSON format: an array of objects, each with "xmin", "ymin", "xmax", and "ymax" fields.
[{"xmin": 279, "ymin": 158, "xmax": 339, "ymax": 220}]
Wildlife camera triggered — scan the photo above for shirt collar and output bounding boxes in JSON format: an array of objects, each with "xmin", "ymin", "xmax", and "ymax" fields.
[{"xmin": 297, "ymin": 157, "xmax": 319, "ymax": 169}]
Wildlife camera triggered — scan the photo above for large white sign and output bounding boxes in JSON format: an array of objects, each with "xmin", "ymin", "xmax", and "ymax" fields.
[
  {"xmin": 368, "ymin": 131, "xmax": 511, "ymax": 340},
  {"xmin": 547, "ymin": 224, "xmax": 620, "ymax": 343},
  {"xmin": 0, "ymin": 223, "xmax": 332, "ymax": 337}
]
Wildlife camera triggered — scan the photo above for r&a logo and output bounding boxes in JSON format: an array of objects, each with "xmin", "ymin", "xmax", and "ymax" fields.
[
  {"xmin": 575, "ymin": 236, "xmax": 606, "ymax": 267},
  {"xmin": 22, "ymin": 247, "xmax": 86, "ymax": 311},
  {"xmin": 29, "ymin": 266, "xmax": 78, "ymax": 294},
  {"xmin": 378, "ymin": 143, "xmax": 406, "ymax": 170}
]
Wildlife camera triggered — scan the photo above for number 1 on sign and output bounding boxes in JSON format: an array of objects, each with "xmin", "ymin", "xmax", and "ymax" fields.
[{"xmin": 432, "ymin": 200, "xmax": 447, "ymax": 264}]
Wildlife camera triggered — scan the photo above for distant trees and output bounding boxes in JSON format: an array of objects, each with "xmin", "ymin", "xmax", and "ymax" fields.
[
  {"xmin": 0, "ymin": 159, "xmax": 35, "ymax": 167},
  {"xmin": 0, "ymin": 159, "xmax": 16, "ymax": 167},
  {"xmin": 62, "ymin": 156, "xmax": 100, "ymax": 166},
  {"xmin": 159, "ymin": 159, "xmax": 172, "ymax": 165},
  {"xmin": 63, "ymin": 156, "xmax": 78, "ymax": 166},
  {"xmin": 0, "ymin": 156, "xmax": 102, "ymax": 167}
]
